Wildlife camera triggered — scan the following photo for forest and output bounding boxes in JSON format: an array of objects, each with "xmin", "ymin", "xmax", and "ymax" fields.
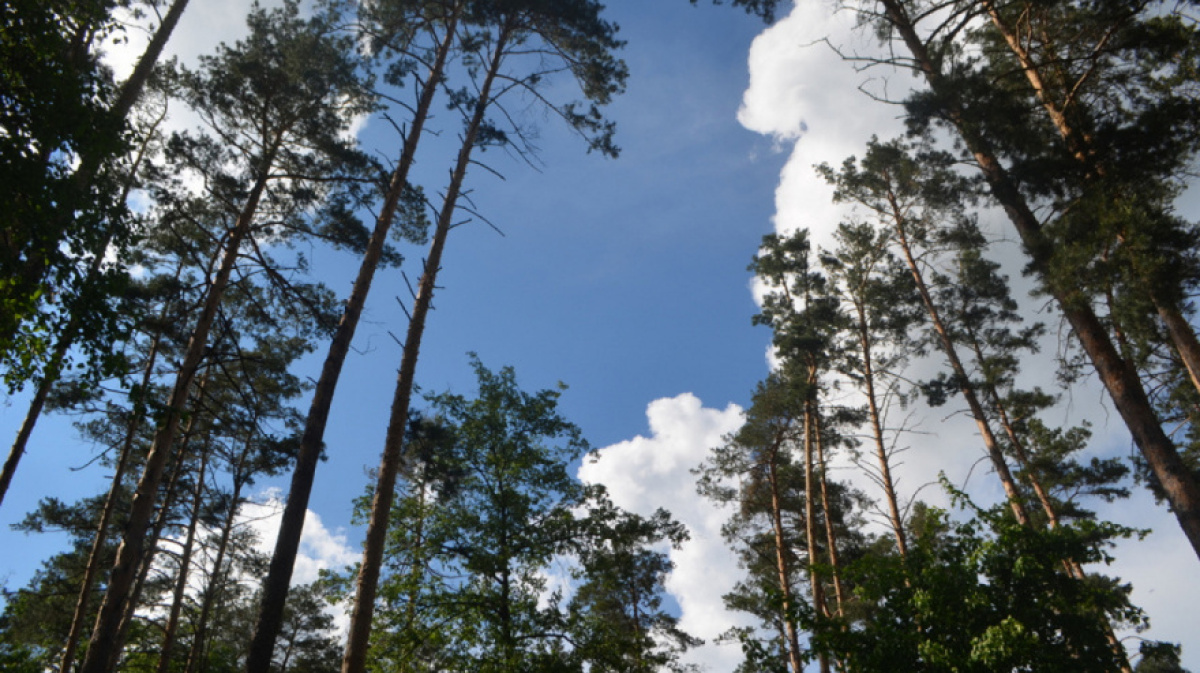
[{"xmin": 1, "ymin": 0, "xmax": 1199, "ymax": 671}]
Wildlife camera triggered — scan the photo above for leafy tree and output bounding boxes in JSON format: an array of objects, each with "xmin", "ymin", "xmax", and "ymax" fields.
[
  {"xmin": 346, "ymin": 360, "xmax": 695, "ymax": 673},
  {"xmin": 0, "ymin": 0, "xmax": 193, "ymax": 513},
  {"xmin": 813, "ymin": 488, "xmax": 1169, "ymax": 673}
]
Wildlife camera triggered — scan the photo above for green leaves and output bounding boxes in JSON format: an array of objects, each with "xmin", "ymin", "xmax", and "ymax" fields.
[{"xmin": 360, "ymin": 359, "xmax": 694, "ymax": 672}]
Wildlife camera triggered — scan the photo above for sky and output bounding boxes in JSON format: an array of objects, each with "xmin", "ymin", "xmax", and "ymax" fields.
[{"xmin": 1, "ymin": 1, "xmax": 1197, "ymax": 670}]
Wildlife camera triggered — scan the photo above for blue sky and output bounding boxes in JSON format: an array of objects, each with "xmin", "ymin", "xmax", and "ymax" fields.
[{"xmin": 2, "ymin": 1, "xmax": 1198, "ymax": 669}]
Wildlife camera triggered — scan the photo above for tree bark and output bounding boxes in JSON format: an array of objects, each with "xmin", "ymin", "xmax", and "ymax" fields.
[
  {"xmin": 340, "ymin": 24, "xmax": 511, "ymax": 673},
  {"xmin": 245, "ymin": 10, "xmax": 462, "ymax": 668}
]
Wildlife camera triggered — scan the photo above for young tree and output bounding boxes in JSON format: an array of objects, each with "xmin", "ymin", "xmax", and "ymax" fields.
[
  {"xmin": 343, "ymin": 360, "xmax": 694, "ymax": 673},
  {"xmin": 822, "ymin": 221, "xmax": 924, "ymax": 554}
]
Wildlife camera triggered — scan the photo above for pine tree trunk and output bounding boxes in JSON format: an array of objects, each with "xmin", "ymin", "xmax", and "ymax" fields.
[
  {"xmin": 58, "ymin": 339, "xmax": 162, "ymax": 673},
  {"xmin": 766, "ymin": 430, "xmax": 804, "ymax": 673},
  {"xmin": 853, "ymin": 302, "xmax": 909, "ymax": 557},
  {"xmin": 980, "ymin": 0, "xmax": 1200, "ymax": 404},
  {"xmin": 888, "ymin": 201, "xmax": 1029, "ymax": 524},
  {"xmin": 79, "ymin": 160, "xmax": 274, "ymax": 673},
  {"xmin": 109, "ymin": 0, "xmax": 190, "ymax": 124},
  {"xmin": 877, "ymin": 0, "xmax": 1200, "ymax": 561},
  {"xmin": 58, "ymin": 257, "xmax": 180, "ymax": 673},
  {"xmin": 803, "ymin": 399, "xmax": 831, "ymax": 673},
  {"xmin": 184, "ymin": 476, "xmax": 244, "ymax": 673},
  {"xmin": 155, "ymin": 440, "xmax": 211, "ymax": 673},
  {"xmin": 109, "ymin": 425, "xmax": 195, "ymax": 672},
  {"xmin": 812, "ymin": 409, "xmax": 845, "ymax": 617},
  {"xmin": 245, "ymin": 10, "xmax": 461, "ymax": 668},
  {"xmin": 340, "ymin": 25, "xmax": 511, "ymax": 673}
]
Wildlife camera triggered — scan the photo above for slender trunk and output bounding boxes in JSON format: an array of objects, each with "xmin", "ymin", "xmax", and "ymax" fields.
[
  {"xmin": 109, "ymin": 422, "xmax": 195, "ymax": 673},
  {"xmin": 766, "ymin": 431, "xmax": 804, "ymax": 673},
  {"xmin": 878, "ymin": 0, "xmax": 1200, "ymax": 560},
  {"xmin": 888, "ymin": 201, "xmax": 1029, "ymax": 524},
  {"xmin": 156, "ymin": 440, "xmax": 211, "ymax": 673},
  {"xmin": 1159, "ymin": 304, "xmax": 1200, "ymax": 396},
  {"xmin": 184, "ymin": 477, "xmax": 245, "ymax": 673},
  {"xmin": 853, "ymin": 302, "xmax": 909, "ymax": 557},
  {"xmin": 80, "ymin": 160, "xmax": 273, "ymax": 673},
  {"xmin": 58, "ymin": 334, "xmax": 166, "ymax": 673},
  {"xmin": 109, "ymin": 0, "xmax": 190, "ymax": 125},
  {"xmin": 802, "ymin": 398, "xmax": 831, "ymax": 673},
  {"xmin": 340, "ymin": 25, "xmax": 510, "ymax": 673},
  {"xmin": 245, "ymin": 12, "xmax": 461, "ymax": 668},
  {"xmin": 812, "ymin": 409, "xmax": 845, "ymax": 617}
]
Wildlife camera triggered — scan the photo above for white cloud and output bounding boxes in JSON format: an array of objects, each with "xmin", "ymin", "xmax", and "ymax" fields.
[
  {"xmin": 579, "ymin": 393, "xmax": 750, "ymax": 672},
  {"xmin": 243, "ymin": 494, "xmax": 358, "ymax": 586},
  {"xmin": 243, "ymin": 494, "xmax": 358, "ymax": 638},
  {"xmin": 739, "ymin": 0, "xmax": 910, "ymax": 254}
]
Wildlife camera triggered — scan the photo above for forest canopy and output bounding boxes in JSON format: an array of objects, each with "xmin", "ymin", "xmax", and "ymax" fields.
[{"xmin": 1, "ymin": 0, "xmax": 1199, "ymax": 671}]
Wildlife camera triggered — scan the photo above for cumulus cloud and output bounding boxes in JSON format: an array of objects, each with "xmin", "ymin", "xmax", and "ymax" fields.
[
  {"xmin": 739, "ymin": 0, "xmax": 911, "ymax": 253},
  {"xmin": 243, "ymin": 494, "xmax": 358, "ymax": 585},
  {"xmin": 579, "ymin": 393, "xmax": 749, "ymax": 671}
]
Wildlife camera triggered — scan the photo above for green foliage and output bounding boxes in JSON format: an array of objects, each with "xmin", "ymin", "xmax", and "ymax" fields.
[
  {"xmin": 0, "ymin": 0, "xmax": 134, "ymax": 392},
  {"xmin": 812, "ymin": 488, "xmax": 1164, "ymax": 672},
  {"xmin": 351, "ymin": 359, "xmax": 695, "ymax": 673}
]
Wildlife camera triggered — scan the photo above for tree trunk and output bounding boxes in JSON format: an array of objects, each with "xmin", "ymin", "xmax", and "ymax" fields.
[
  {"xmin": 245, "ymin": 10, "xmax": 461, "ymax": 668},
  {"xmin": 184, "ymin": 477, "xmax": 245, "ymax": 673},
  {"xmin": 340, "ymin": 25, "xmax": 511, "ymax": 673},
  {"xmin": 812, "ymin": 410, "xmax": 845, "ymax": 617},
  {"xmin": 877, "ymin": 0, "xmax": 1200, "ymax": 561},
  {"xmin": 57, "ymin": 341, "xmax": 162, "ymax": 673},
  {"xmin": 802, "ymin": 398, "xmax": 831, "ymax": 673},
  {"xmin": 888, "ymin": 198, "xmax": 1029, "ymax": 524},
  {"xmin": 79, "ymin": 160, "xmax": 273, "ymax": 673},
  {"xmin": 109, "ymin": 0, "xmax": 190, "ymax": 125},
  {"xmin": 980, "ymin": 0, "xmax": 1200, "ymax": 404},
  {"xmin": 853, "ymin": 302, "xmax": 909, "ymax": 557},
  {"xmin": 766, "ymin": 430, "xmax": 804, "ymax": 673},
  {"xmin": 155, "ymin": 439, "xmax": 211, "ymax": 673},
  {"xmin": 109, "ymin": 423, "xmax": 195, "ymax": 673}
]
